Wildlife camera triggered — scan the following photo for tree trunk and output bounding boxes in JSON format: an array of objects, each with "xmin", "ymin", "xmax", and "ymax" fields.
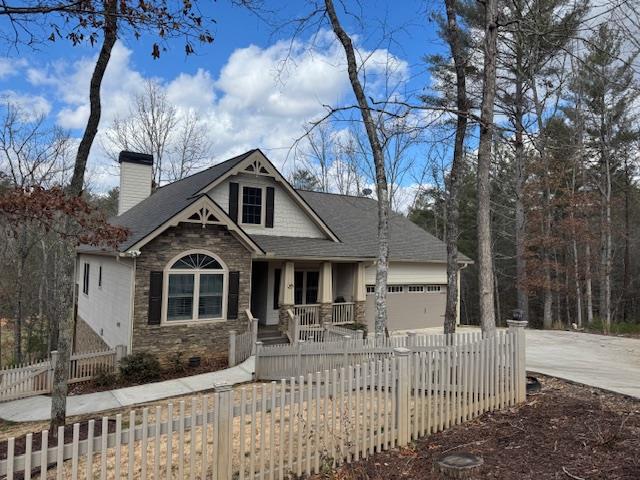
[
  {"xmin": 476, "ymin": 0, "xmax": 499, "ymax": 334},
  {"xmin": 324, "ymin": 0, "xmax": 390, "ymax": 336},
  {"xmin": 514, "ymin": 80, "xmax": 528, "ymax": 324},
  {"xmin": 67, "ymin": 0, "xmax": 118, "ymax": 198},
  {"xmin": 442, "ymin": 0, "xmax": 468, "ymax": 335},
  {"xmin": 51, "ymin": 0, "xmax": 118, "ymax": 430},
  {"xmin": 572, "ymin": 236, "xmax": 583, "ymax": 327},
  {"xmin": 585, "ymin": 241, "xmax": 594, "ymax": 324},
  {"xmin": 622, "ymin": 158, "xmax": 630, "ymax": 322}
]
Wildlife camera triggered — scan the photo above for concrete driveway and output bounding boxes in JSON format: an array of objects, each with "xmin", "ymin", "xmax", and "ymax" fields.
[{"xmin": 526, "ymin": 330, "xmax": 640, "ymax": 399}]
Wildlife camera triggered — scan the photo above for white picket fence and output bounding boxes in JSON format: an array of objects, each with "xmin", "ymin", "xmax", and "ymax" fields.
[
  {"xmin": 0, "ymin": 346, "xmax": 126, "ymax": 403},
  {"xmin": 255, "ymin": 329, "xmax": 490, "ymax": 381},
  {"xmin": 228, "ymin": 316, "xmax": 258, "ymax": 367},
  {"xmin": 0, "ymin": 321, "xmax": 528, "ymax": 480}
]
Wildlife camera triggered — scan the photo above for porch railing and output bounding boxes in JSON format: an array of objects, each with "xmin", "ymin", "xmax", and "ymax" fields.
[
  {"xmin": 293, "ymin": 304, "xmax": 320, "ymax": 327},
  {"xmin": 331, "ymin": 301, "xmax": 355, "ymax": 324}
]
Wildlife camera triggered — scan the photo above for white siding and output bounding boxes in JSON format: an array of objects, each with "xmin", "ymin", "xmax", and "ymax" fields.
[
  {"xmin": 365, "ymin": 261, "xmax": 448, "ymax": 285},
  {"xmin": 209, "ymin": 173, "xmax": 326, "ymax": 238},
  {"xmin": 76, "ymin": 254, "xmax": 133, "ymax": 349},
  {"xmin": 119, "ymin": 162, "xmax": 152, "ymax": 215}
]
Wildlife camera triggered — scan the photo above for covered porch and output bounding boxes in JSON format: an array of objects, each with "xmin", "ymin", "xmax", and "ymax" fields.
[{"xmin": 250, "ymin": 259, "xmax": 368, "ymax": 340}]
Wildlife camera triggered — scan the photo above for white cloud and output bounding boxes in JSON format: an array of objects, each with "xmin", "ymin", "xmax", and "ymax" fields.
[
  {"xmin": 18, "ymin": 32, "xmax": 410, "ymax": 191},
  {"xmin": 0, "ymin": 58, "xmax": 27, "ymax": 79},
  {"xmin": 0, "ymin": 90, "xmax": 52, "ymax": 119}
]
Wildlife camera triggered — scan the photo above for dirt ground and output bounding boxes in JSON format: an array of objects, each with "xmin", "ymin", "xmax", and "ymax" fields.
[{"xmin": 311, "ymin": 375, "xmax": 640, "ymax": 480}]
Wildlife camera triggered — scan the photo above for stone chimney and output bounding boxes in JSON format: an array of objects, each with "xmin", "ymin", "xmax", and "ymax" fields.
[{"xmin": 118, "ymin": 151, "xmax": 153, "ymax": 215}]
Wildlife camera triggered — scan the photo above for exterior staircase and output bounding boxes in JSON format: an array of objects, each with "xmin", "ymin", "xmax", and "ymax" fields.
[{"xmin": 257, "ymin": 325, "xmax": 289, "ymax": 346}]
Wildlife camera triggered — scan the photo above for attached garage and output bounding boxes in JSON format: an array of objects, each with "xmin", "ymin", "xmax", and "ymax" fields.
[
  {"xmin": 363, "ymin": 262, "xmax": 451, "ymax": 332},
  {"xmin": 364, "ymin": 284, "xmax": 447, "ymax": 331}
]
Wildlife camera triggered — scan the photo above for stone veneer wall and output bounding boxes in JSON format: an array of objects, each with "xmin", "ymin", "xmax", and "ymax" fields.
[
  {"xmin": 278, "ymin": 305, "xmax": 293, "ymax": 333},
  {"xmin": 132, "ymin": 223, "xmax": 252, "ymax": 366},
  {"xmin": 354, "ymin": 301, "xmax": 366, "ymax": 327},
  {"xmin": 74, "ymin": 315, "xmax": 110, "ymax": 353},
  {"xmin": 319, "ymin": 303, "xmax": 332, "ymax": 325}
]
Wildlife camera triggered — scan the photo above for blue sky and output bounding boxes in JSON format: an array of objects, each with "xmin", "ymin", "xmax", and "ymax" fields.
[{"xmin": 0, "ymin": 0, "xmax": 447, "ymax": 206}]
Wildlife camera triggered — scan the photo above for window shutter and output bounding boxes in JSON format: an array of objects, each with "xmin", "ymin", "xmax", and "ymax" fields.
[
  {"xmin": 227, "ymin": 271, "xmax": 240, "ymax": 319},
  {"xmin": 265, "ymin": 186, "xmax": 275, "ymax": 228},
  {"xmin": 229, "ymin": 182, "xmax": 239, "ymax": 222},
  {"xmin": 148, "ymin": 271, "xmax": 163, "ymax": 325}
]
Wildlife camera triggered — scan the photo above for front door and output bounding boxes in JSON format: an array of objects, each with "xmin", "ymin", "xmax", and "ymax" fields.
[
  {"xmin": 294, "ymin": 271, "xmax": 320, "ymax": 304},
  {"xmin": 251, "ymin": 262, "xmax": 269, "ymax": 324}
]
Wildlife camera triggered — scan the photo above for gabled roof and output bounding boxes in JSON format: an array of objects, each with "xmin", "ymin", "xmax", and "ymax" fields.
[
  {"xmin": 102, "ymin": 150, "xmax": 255, "ymax": 252},
  {"xmin": 253, "ymin": 191, "xmax": 472, "ymax": 263},
  {"xmin": 81, "ymin": 150, "xmax": 471, "ymax": 264}
]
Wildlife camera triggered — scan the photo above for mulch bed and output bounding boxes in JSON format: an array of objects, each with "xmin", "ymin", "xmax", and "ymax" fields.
[
  {"xmin": 68, "ymin": 354, "xmax": 228, "ymax": 395},
  {"xmin": 312, "ymin": 375, "xmax": 640, "ymax": 480}
]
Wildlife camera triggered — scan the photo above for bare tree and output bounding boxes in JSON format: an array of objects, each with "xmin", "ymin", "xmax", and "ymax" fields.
[
  {"xmin": 324, "ymin": 0, "xmax": 390, "ymax": 335},
  {"xmin": 476, "ymin": 0, "xmax": 499, "ymax": 334},
  {"xmin": 104, "ymin": 80, "xmax": 210, "ymax": 184},
  {"xmin": 441, "ymin": 0, "xmax": 470, "ymax": 334}
]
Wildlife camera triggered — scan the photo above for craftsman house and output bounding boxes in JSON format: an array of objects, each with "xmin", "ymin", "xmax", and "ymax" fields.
[{"xmin": 75, "ymin": 149, "xmax": 471, "ymax": 363}]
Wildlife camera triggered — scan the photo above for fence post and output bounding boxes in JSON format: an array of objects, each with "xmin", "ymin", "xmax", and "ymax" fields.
[
  {"xmin": 115, "ymin": 345, "xmax": 127, "ymax": 363},
  {"xmin": 507, "ymin": 320, "xmax": 528, "ymax": 403},
  {"xmin": 251, "ymin": 319, "xmax": 259, "ymax": 353},
  {"xmin": 293, "ymin": 314, "xmax": 300, "ymax": 344},
  {"xmin": 393, "ymin": 347, "xmax": 411, "ymax": 447},
  {"xmin": 228, "ymin": 331, "xmax": 237, "ymax": 367},
  {"xmin": 407, "ymin": 331, "xmax": 416, "ymax": 350},
  {"xmin": 48, "ymin": 350, "xmax": 59, "ymax": 390},
  {"xmin": 342, "ymin": 335, "xmax": 351, "ymax": 367},
  {"xmin": 355, "ymin": 329, "xmax": 364, "ymax": 341},
  {"xmin": 214, "ymin": 382, "xmax": 233, "ymax": 479}
]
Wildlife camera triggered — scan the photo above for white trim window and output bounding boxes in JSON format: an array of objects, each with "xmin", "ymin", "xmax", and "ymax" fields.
[
  {"xmin": 164, "ymin": 251, "xmax": 228, "ymax": 323},
  {"xmin": 407, "ymin": 285, "xmax": 424, "ymax": 293},
  {"xmin": 82, "ymin": 262, "xmax": 90, "ymax": 295},
  {"xmin": 387, "ymin": 285, "xmax": 403, "ymax": 293},
  {"xmin": 366, "ymin": 285, "xmax": 375, "ymax": 294},
  {"xmin": 240, "ymin": 185, "xmax": 264, "ymax": 225},
  {"xmin": 426, "ymin": 285, "xmax": 442, "ymax": 293}
]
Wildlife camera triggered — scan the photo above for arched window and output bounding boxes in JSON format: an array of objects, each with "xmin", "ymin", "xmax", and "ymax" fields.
[{"xmin": 165, "ymin": 252, "xmax": 227, "ymax": 322}]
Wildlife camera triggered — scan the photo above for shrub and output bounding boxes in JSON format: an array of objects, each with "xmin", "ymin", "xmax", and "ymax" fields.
[
  {"xmin": 168, "ymin": 351, "xmax": 186, "ymax": 374},
  {"xmin": 92, "ymin": 367, "xmax": 117, "ymax": 388},
  {"xmin": 119, "ymin": 352, "xmax": 162, "ymax": 383}
]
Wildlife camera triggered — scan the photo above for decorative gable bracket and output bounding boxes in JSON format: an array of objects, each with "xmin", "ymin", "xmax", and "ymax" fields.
[
  {"xmin": 124, "ymin": 194, "xmax": 264, "ymax": 255},
  {"xmin": 184, "ymin": 205, "xmax": 221, "ymax": 228},
  {"xmin": 243, "ymin": 157, "xmax": 272, "ymax": 176}
]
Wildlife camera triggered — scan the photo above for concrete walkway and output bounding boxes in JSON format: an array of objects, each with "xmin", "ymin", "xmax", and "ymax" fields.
[
  {"xmin": 526, "ymin": 330, "xmax": 640, "ymax": 399},
  {"xmin": 0, "ymin": 357, "xmax": 254, "ymax": 422}
]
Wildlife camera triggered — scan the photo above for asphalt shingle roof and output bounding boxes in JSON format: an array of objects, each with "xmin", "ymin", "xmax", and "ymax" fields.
[
  {"xmin": 91, "ymin": 150, "xmax": 255, "ymax": 252},
  {"xmin": 82, "ymin": 150, "xmax": 470, "ymax": 263},
  {"xmin": 252, "ymin": 191, "xmax": 471, "ymax": 262}
]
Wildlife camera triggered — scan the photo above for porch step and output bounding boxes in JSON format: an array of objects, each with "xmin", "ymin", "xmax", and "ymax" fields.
[
  {"xmin": 259, "ymin": 336, "xmax": 290, "ymax": 346},
  {"xmin": 257, "ymin": 325, "xmax": 289, "ymax": 346}
]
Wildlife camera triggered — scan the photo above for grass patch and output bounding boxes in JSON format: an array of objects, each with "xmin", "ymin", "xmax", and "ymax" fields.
[{"xmin": 585, "ymin": 319, "xmax": 640, "ymax": 336}]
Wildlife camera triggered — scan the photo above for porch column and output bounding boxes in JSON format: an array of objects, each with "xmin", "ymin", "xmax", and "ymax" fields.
[
  {"xmin": 319, "ymin": 262, "xmax": 333, "ymax": 324},
  {"xmin": 279, "ymin": 261, "xmax": 295, "ymax": 331},
  {"xmin": 353, "ymin": 262, "xmax": 367, "ymax": 326}
]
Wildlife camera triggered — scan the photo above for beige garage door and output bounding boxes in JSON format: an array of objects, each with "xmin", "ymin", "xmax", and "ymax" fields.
[{"xmin": 364, "ymin": 285, "xmax": 447, "ymax": 331}]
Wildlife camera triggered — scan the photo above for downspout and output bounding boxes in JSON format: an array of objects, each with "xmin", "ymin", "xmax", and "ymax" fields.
[
  {"xmin": 119, "ymin": 250, "xmax": 140, "ymax": 355},
  {"xmin": 71, "ymin": 254, "xmax": 79, "ymax": 352}
]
